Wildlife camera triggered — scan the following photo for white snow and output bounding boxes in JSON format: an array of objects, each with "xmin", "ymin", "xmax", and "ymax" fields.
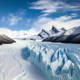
[
  {"xmin": 0, "ymin": 32, "xmax": 2, "ymax": 34},
  {"xmin": 64, "ymin": 26, "xmax": 80, "ymax": 35},
  {"xmin": 52, "ymin": 31, "xmax": 66, "ymax": 38},
  {"xmin": 0, "ymin": 39, "xmax": 80, "ymax": 80},
  {"xmin": 25, "ymin": 41, "xmax": 80, "ymax": 80},
  {"xmin": 0, "ymin": 40, "xmax": 48, "ymax": 80}
]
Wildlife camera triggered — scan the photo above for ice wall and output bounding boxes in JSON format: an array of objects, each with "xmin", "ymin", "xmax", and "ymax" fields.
[{"xmin": 24, "ymin": 42, "xmax": 80, "ymax": 80}]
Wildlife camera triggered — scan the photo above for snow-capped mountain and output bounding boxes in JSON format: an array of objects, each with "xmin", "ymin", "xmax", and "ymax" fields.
[
  {"xmin": 42, "ymin": 27, "xmax": 66, "ymax": 42},
  {"xmin": 59, "ymin": 28, "xmax": 66, "ymax": 32},
  {"xmin": 55, "ymin": 26, "xmax": 80, "ymax": 42},
  {"xmin": 38, "ymin": 29, "xmax": 50, "ymax": 39},
  {"xmin": 43, "ymin": 26, "xmax": 80, "ymax": 43},
  {"xmin": 38, "ymin": 26, "xmax": 59, "ymax": 39},
  {"xmin": 42, "ymin": 30, "xmax": 66, "ymax": 42},
  {"xmin": 0, "ymin": 33, "xmax": 15, "ymax": 45},
  {"xmin": 68, "ymin": 33, "xmax": 80, "ymax": 43}
]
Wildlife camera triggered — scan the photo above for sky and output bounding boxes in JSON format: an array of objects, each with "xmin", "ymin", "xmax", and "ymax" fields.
[{"xmin": 0, "ymin": 0, "xmax": 80, "ymax": 36}]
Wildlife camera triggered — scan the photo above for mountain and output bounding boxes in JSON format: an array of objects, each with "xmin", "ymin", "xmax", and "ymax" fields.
[
  {"xmin": 0, "ymin": 33, "xmax": 16, "ymax": 45},
  {"xmin": 67, "ymin": 33, "xmax": 80, "ymax": 43},
  {"xmin": 43, "ymin": 26, "xmax": 80, "ymax": 43},
  {"xmin": 38, "ymin": 26, "xmax": 59, "ymax": 39},
  {"xmin": 59, "ymin": 28, "xmax": 66, "ymax": 32},
  {"xmin": 50, "ymin": 25, "xmax": 59, "ymax": 33},
  {"xmin": 54, "ymin": 26, "xmax": 80, "ymax": 43},
  {"xmin": 38, "ymin": 29, "xmax": 50, "ymax": 39},
  {"xmin": 42, "ymin": 31, "xmax": 66, "ymax": 42}
]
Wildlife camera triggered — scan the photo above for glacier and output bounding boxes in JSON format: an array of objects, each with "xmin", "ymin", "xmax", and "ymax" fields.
[
  {"xmin": 0, "ymin": 40, "xmax": 48, "ymax": 80},
  {"xmin": 25, "ymin": 42, "xmax": 80, "ymax": 80},
  {"xmin": 0, "ymin": 39, "xmax": 80, "ymax": 80}
]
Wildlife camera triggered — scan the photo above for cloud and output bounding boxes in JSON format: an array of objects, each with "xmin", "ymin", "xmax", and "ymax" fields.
[
  {"xmin": 0, "ymin": 27, "xmax": 38, "ymax": 38},
  {"xmin": 2, "ymin": 17, "xmax": 5, "ymax": 22},
  {"xmin": 30, "ymin": 0, "xmax": 80, "ymax": 13},
  {"xmin": 39, "ymin": 13, "xmax": 49, "ymax": 17},
  {"xmin": 32, "ymin": 15, "xmax": 80, "ymax": 31},
  {"xmin": 7, "ymin": 14, "xmax": 22, "ymax": 26},
  {"xmin": 71, "ymin": 13, "xmax": 77, "ymax": 17},
  {"xmin": 1, "ymin": 15, "xmax": 80, "ymax": 38},
  {"xmin": 27, "ymin": 27, "xmax": 38, "ymax": 35},
  {"xmin": 20, "ymin": 10, "xmax": 26, "ymax": 15},
  {"xmin": 55, "ymin": 16, "xmax": 72, "ymax": 21},
  {"xmin": 0, "ymin": 28, "xmax": 13, "ymax": 37},
  {"xmin": 29, "ymin": 0, "xmax": 80, "ymax": 32},
  {"xmin": 27, "ymin": 19, "xmax": 31, "ymax": 22}
]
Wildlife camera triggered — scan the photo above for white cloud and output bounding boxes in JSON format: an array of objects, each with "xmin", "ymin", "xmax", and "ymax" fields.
[
  {"xmin": 0, "ymin": 27, "xmax": 38, "ymax": 38},
  {"xmin": 29, "ymin": 0, "xmax": 80, "ymax": 32},
  {"xmin": 1, "ymin": 15, "xmax": 80, "ymax": 38},
  {"xmin": 7, "ymin": 14, "xmax": 22, "ymax": 26},
  {"xmin": 20, "ymin": 10, "xmax": 26, "ymax": 15},
  {"xmin": 0, "ymin": 28, "xmax": 13, "ymax": 37},
  {"xmin": 27, "ymin": 19, "xmax": 31, "ymax": 22},
  {"xmin": 32, "ymin": 15, "xmax": 80, "ymax": 31},
  {"xmin": 2, "ymin": 17, "xmax": 5, "ymax": 22},
  {"xmin": 71, "ymin": 13, "xmax": 77, "ymax": 17},
  {"xmin": 39, "ymin": 13, "xmax": 49, "ymax": 17},
  {"xmin": 27, "ymin": 28, "xmax": 38, "ymax": 35},
  {"xmin": 55, "ymin": 16, "xmax": 72, "ymax": 21},
  {"xmin": 30, "ymin": 0, "xmax": 80, "ymax": 13}
]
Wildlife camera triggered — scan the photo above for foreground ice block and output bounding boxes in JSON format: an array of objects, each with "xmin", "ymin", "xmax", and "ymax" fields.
[{"xmin": 25, "ymin": 42, "xmax": 80, "ymax": 80}]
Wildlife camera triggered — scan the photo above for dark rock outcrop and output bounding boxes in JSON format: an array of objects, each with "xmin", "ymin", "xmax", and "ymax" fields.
[
  {"xmin": 38, "ymin": 29, "xmax": 50, "ymax": 39},
  {"xmin": 51, "ymin": 25, "xmax": 59, "ymax": 33},
  {"xmin": 0, "ymin": 34, "xmax": 16, "ymax": 45},
  {"xmin": 67, "ymin": 34, "xmax": 80, "ymax": 43}
]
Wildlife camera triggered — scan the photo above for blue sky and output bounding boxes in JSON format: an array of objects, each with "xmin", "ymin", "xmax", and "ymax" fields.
[{"xmin": 0, "ymin": 0, "xmax": 80, "ymax": 34}]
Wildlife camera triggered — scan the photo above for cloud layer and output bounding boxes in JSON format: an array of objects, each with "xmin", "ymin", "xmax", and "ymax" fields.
[
  {"xmin": 7, "ymin": 14, "xmax": 22, "ymax": 26},
  {"xmin": 30, "ymin": 0, "xmax": 80, "ymax": 13}
]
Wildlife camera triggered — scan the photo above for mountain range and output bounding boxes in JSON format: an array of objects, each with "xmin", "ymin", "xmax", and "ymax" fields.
[
  {"xmin": 1, "ymin": 25, "xmax": 80, "ymax": 44},
  {"xmin": 42, "ymin": 26, "xmax": 80, "ymax": 44},
  {"xmin": 38, "ymin": 26, "xmax": 59, "ymax": 39}
]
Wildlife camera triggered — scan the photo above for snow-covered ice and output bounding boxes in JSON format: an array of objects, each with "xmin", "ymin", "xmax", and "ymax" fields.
[
  {"xmin": 25, "ymin": 41, "xmax": 80, "ymax": 80},
  {"xmin": 0, "ymin": 40, "xmax": 80, "ymax": 80},
  {"xmin": 0, "ymin": 40, "xmax": 48, "ymax": 80}
]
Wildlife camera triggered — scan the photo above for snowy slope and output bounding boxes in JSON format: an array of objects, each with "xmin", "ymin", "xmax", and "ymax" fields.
[
  {"xmin": 42, "ymin": 31, "xmax": 66, "ymax": 42},
  {"xmin": 0, "ymin": 40, "xmax": 48, "ymax": 80},
  {"xmin": 24, "ymin": 35, "xmax": 42, "ymax": 40},
  {"xmin": 68, "ymin": 33, "xmax": 80, "ymax": 43},
  {"xmin": 25, "ymin": 41, "xmax": 80, "ymax": 80},
  {"xmin": 12, "ymin": 31, "xmax": 42, "ymax": 40},
  {"xmin": 0, "ymin": 40, "xmax": 80, "ymax": 80}
]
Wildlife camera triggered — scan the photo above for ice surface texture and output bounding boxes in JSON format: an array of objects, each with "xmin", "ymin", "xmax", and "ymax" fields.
[{"xmin": 25, "ymin": 42, "xmax": 80, "ymax": 80}]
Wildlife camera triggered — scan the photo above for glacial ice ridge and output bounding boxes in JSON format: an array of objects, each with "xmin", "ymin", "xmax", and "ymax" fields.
[{"xmin": 25, "ymin": 42, "xmax": 80, "ymax": 80}]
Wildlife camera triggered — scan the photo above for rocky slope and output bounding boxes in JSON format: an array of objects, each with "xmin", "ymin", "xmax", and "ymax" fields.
[{"xmin": 0, "ymin": 34, "xmax": 16, "ymax": 45}]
